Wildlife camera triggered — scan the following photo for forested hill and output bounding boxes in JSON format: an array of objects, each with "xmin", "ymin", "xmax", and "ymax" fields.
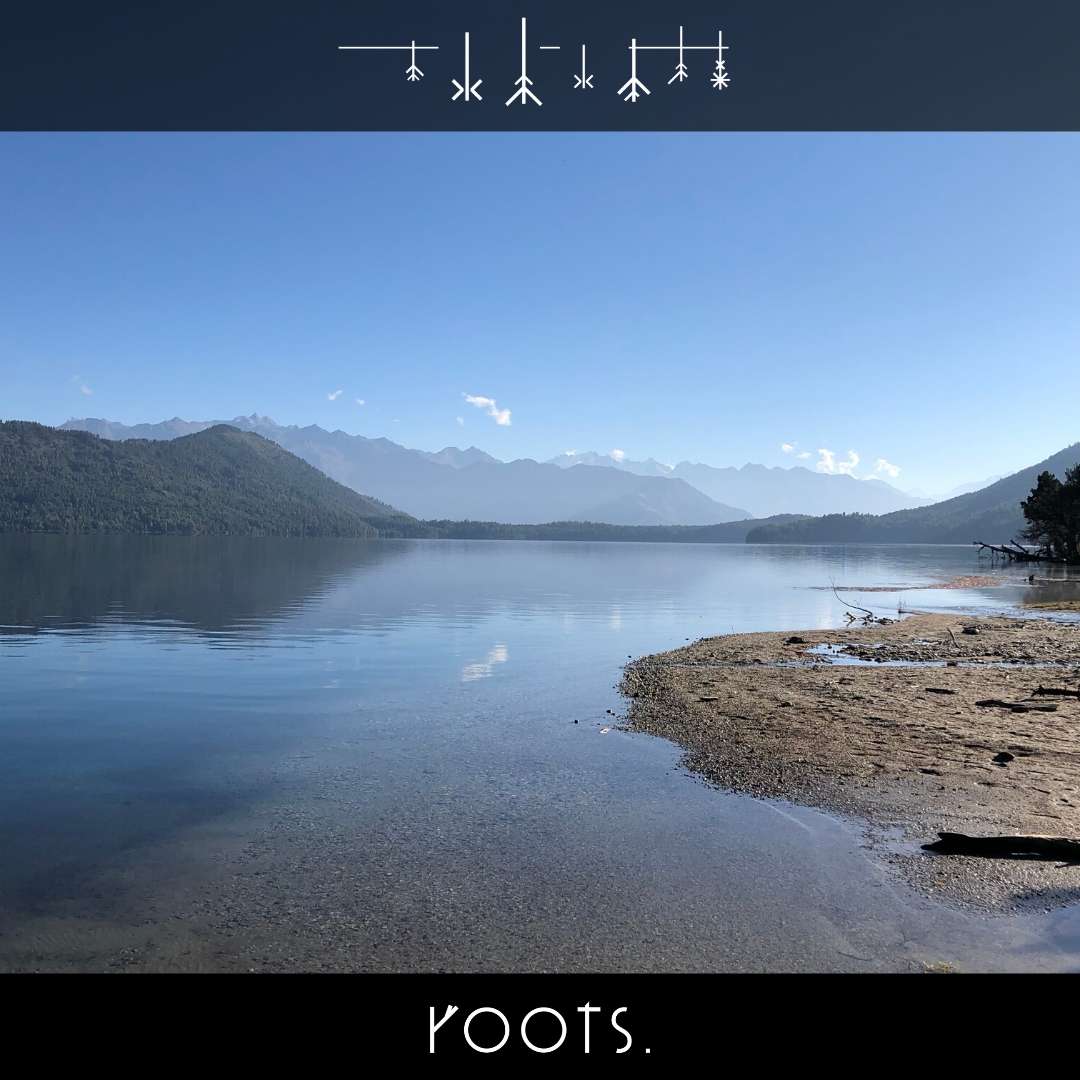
[
  {"xmin": 0, "ymin": 422, "xmax": 413, "ymax": 536},
  {"xmin": 745, "ymin": 442, "xmax": 1080, "ymax": 545},
  {"xmin": 406, "ymin": 515, "xmax": 804, "ymax": 542}
]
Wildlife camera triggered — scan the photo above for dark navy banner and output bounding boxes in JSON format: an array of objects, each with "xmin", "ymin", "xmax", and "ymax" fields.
[{"xmin": 3, "ymin": 0, "xmax": 1080, "ymax": 130}]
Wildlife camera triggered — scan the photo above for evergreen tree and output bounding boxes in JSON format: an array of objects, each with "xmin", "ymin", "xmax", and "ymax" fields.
[{"xmin": 1022, "ymin": 467, "xmax": 1080, "ymax": 563}]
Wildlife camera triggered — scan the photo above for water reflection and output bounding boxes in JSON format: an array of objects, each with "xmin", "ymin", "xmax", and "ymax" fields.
[
  {"xmin": 3, "ymin": 535, "xmax": 1060, "ymax": 651},
  {"xmin": 0, "ymin": 534, "xmax": 407, "ymax": 640},
  {"xmin": 461, "ymin": 643, "xmax": 509, "ymax": 682}
]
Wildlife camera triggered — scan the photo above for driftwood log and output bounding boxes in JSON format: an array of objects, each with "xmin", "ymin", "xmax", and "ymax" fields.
[
  {"xmin": 974, "ymin": 698, "xmax": 1058, "ymax": 712},
  {"xmin": 923, "ymin": 832, "xmax": 1080, "ymax": 862},
  {"xmin": 1034, "ymin": 686, "xmax": 1080, "ymax": 699}
]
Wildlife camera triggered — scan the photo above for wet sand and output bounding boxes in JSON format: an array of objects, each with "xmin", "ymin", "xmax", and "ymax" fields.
[{"xmin": 622, "ymin": 614, "xmax": 1080, "ymax": 911}]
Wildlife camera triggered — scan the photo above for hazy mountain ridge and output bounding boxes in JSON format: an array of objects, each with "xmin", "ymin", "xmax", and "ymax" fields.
[
  {"xmin": 746, "ymin": 442, "xmax": 1080, "ymax": 545},
  {"xmin": 670, "ymin": 461, "xmax": 925, "ymax": 517},
  {"xmin": 549, "ymin": 451, "xmax": 676, "ymax": 478},
  {"xmin": 549, "ymin": 448, "xmax": 923, "ymax": 516},
  {"xmin": 62, "ymin": 417, "xmax": 750, "ymax": 526},
  {"xmin": 2, "ymin": 422, "xmax": 412, "ymax": 536}
]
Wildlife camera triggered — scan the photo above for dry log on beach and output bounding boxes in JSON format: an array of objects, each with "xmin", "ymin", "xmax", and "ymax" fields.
[
  {"xmin": 1034, "ymin": 686, "xmax": 1080, "ymax": 699},
  {"xmin": 923, "ymin": 832, "xmax": 1080, "ymax": 862},
  {"xmin": 974, "ymin": 698, "xmax": 1058, "ymax": 712}
]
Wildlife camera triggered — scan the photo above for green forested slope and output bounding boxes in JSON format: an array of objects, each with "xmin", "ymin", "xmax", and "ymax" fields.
[{"xmin": 0, "ymin": 422, "xmax": 411, "ymax": 536}]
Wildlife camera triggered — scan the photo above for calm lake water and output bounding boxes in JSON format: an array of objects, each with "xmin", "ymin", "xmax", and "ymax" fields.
[{"xmin": 2, "ymin": 535, "xmax": 1080, "ymax": 972}]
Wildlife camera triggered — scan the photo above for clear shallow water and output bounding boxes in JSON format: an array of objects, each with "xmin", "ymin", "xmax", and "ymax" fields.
[{"xmin": 2, "ymin": 534, "xmax": 1080, "ymax": 972}]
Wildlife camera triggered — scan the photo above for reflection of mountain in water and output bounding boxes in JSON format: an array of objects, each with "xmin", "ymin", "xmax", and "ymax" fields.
[
  {"xmin": 2, "ymin": 534, "xmax": 980, "ymax": 652},
  {"xmin": 0, "ymin": 534, "xmax": 409, "ymax": 637}
]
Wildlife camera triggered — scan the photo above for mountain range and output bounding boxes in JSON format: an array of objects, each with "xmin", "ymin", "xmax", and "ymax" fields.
[
  {"xmin": 61, "ymin": 416, "xmax": 749, "ymax": 526},
  {"xmin": 746, "ymin": 442, "xmax": 1080, "ymax": 545},
  {"xmin": 60, "ymin": 414, "xmax": 929, "ymax": 525},
  {"xmin": 8, "ymin": 417, "xmax": 1076, "ymax": 549},
  {"xmin": 549, "ymin": 451, "xmax": 923, "ymax": 516}
]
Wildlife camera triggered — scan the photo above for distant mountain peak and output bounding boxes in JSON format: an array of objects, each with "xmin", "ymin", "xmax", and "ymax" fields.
[
  {"xmin": 420, "ymin": 445, "xmax": 501, "ymax": 469},
  {"xmin": 233, "ymin": 413, "xmax": 278, "ymax": 427}
]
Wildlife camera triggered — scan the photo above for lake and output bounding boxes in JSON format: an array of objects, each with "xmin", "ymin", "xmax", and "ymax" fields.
[{"xmin": 2, "ymin": 534, "xmax": 1079, "ymax": 972}]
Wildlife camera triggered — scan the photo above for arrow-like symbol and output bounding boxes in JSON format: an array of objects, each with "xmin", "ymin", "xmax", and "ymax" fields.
[
  {"xmin": 451, "ymin": 31, "xmax": 483, "ymax": 101},
  {"xmin": 405, "ymin": 40, "xmax": 424, "ymax": 81},
  {"xmin": 573, "ymin": 44, "xmax": 595, "ymax": 89},
  {"xmin": 506, "ymin": 17, "xmax": 542, "ymax": 105},
  {"xmin": 506, "ymin": 74, "xmax": 541, "ymax": 106},
  {"xmin": 668, "ymin": 26, "xmax": 688, "ymax": 83},
  {"xmin": 618, "ymin": 38, "xmax": 651, "ymax": 102}
]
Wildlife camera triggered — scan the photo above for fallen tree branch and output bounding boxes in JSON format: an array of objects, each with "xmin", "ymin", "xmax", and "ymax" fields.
[
  {"xmin": 923, "ymin": 832, "xmax": 1080, "ymax": 863},
  {"xmin": 830, "ymin": 582, "xmax": 880, "ymax": 623},
  {"xmin": 974, "ymin": 540, "xmax": 1046, "ymax": 562},
  {"xmin": 973, "ymin": 539, "xmax": 1070, "ymax": 564}
]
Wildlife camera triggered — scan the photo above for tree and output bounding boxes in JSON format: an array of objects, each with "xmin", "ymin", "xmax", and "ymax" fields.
[{"xmin": 1021, "ymin": 466, "xmax": 1080, "ymax": 563}]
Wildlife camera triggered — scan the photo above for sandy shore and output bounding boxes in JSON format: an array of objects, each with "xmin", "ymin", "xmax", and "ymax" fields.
[{"xmin": 622, "ymin": 614, "xmax": 1080, "ymax": 911}]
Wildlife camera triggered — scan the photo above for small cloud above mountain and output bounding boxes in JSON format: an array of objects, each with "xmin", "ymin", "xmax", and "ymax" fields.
[
  {"xmin": 463, "ymin": 393, "xmax": 511, "ymax": 427},
  {"xmin": 874, "ymin": 457, "xmax": 901, "ymax": 479},
  {"xmin": 327, "ymin": 389, "xmax": 343, "ymax": 401}
]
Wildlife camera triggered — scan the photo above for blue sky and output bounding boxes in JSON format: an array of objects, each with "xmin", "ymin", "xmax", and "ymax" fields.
[{"xmin": 2, "ymin": 132, "xmax": 1078, "ymax": 494}]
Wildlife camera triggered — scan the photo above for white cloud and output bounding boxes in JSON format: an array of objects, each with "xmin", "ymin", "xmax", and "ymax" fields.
[
  {"xmin": 780, "ymin": 442, "xmax": 795, "ymax": 454},
  {"xmin": 796, "ymin": 451, "xmax": 812, "ymax": 460},
  {"xmin": 79, "ymin": 383, "xmax": 93, "ymax": 397},
  {"xmin": 463, "ymin": 393, "xmax": 511, "ymax": 427},
  {"xmin": 609, "ymin": 448, "xmax": 626, "ymax": 463},
  {"xmin": 874, "ymin": 457, "xmax": 902, "ymax": 479},
  {"xmin": 456, "ymin": 416, "xmax": 465, "ymax": 426},
  {"xmin": 355, "ymin": 398, "xmax": 365, "ymax": 406},
  {"xmin": 327, "ymin": 389, "xmax": 343, "ymax": 401},
  {"xmin": 816, "ymin": 448, "xmax": 860, "ymax": 476}
]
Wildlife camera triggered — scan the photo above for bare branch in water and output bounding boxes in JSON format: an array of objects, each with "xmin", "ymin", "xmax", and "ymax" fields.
[{"xmin": 830, "ymin": 581, "xmax": 876, "ymax": 621}]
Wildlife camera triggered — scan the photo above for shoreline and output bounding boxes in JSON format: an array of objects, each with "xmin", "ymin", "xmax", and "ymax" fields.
[{"xmin": 622, "ymin": 613, "xmax": 1080, "ymax": 912}]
